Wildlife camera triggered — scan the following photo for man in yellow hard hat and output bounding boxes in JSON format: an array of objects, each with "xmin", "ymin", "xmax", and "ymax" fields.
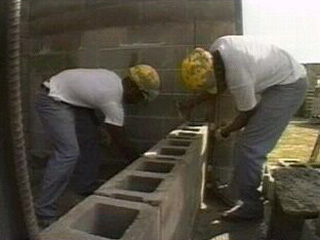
[
  {"xmin": 35, "ymin": 64, "xmax": 160, "ymax": 227},
  {"xmin": 179, "ymin": 35, "xmax": 307, "ymax": 222}
]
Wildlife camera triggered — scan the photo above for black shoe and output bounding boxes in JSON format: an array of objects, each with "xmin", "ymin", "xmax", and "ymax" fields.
[
  {"xmin": 213, "ymin": 185, "xmax": 238, "ymax": 207},
  {"xmin": 221, "ymin": 203, "xmax": 264, "ymax": 222}
]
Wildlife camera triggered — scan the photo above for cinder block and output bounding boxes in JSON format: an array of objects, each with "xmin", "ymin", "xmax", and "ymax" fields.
[
  {"xmin": 139, "ymin": 46, "xmax": 191, "ymax": 70},
  {"xmin": 94, "ymin": 169, "xmax": 186, "ymax": 240},
  {"xmin": 99, "ymin": 48, "xmax": 139, "ymax": 70},
  {"xmin": 143, "ymin": 139, "xmax": 196, "ymax": 164},
  {"xmin": 166, "ymin": 139, "xmax": 193, "ymax": 148},
  {"xmin": 81, "ymin": 28, "xmax": 127, "ymax": 49},
  {"xmin": 30, "ymin": 0, "xmax": 86, "ymax": 19},
  {"xmin": 30, "ymin": 4, "xmax": 142, "ymax": 35},
  {"xmin": 29, "ymin": 54, "xmax": 66, "ymax": 73},
  {"xmin": 169, "ymin": 123, "xmax": 209, "ymax": 239},
  {"xmin": 41, "ymin": 195, "xmax": 160, "ymax": 240},
  {"xmin": 160, "ymin": 70, "xmax": 189, "ymax": 94},
  {"xmin": 195, "ymin": 20, "xmax": 236, "ymax": 45},
  {"xmin": 167, "ymin": 129, "xmax": 200, "ymax": 140},
  {"xmin": 142, "ymin": 1, "xmax": 188, "ymax": 24},
  {"xmin": 124, "ymin": 23, "xmax": 194, "ymax": 46},
  {"xmin": 94, "ymin": 169, "xmax": 179, "ymax": 203},
  {"xmin": 71, "ymin": 50, "xmax": 99, "ymax": 68},
  {"xmin": 278, "ymin": 158, "xmax": 300, "ymax": 166},
  {"xmin": 178, "ymin": 127, "xmax": 201, "ymax": 133},
  {"xmin": 278, "ymin": 158, "xmax": 309, "ymax": 168},
  {"xmin": 173, "ymin": 121, "xmax": 208, "ymax": 131},
  {"xmin": 40, "ymin": 33, "xmax": 82, "ymax": 52},
  {"xmin": 160, "ymin": 146, "xmax": 188, "ymax": 157},
  {"xmin": 125, "ymin": 157, "xmax": 178, "ymax": 175},
  {"xmin": 188, "ymin": 0, "xmax": 235, "ymax": 21}
]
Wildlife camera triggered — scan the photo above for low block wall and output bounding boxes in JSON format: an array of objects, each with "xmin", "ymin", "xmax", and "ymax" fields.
[{"xmin": 41, "ymin": 122, "xmax": 209, "ymax": 240}]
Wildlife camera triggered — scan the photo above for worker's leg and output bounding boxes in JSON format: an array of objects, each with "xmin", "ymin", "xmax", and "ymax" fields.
[
  {"xmin": 35, "ymin": 89, "xmax": 79, "ymax": 223},
  {"xmin": 71, "ymin": 108, "xmax": 104, "ymax": 195},
  {"xmin": 228, "ymin": 78, "xmax": 307, "ymax": 218}
]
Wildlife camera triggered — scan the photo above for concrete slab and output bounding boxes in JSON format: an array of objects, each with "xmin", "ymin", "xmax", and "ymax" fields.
[{"xmin": 273, "ymin": 168, "xmax": 320, "ymax": 216}]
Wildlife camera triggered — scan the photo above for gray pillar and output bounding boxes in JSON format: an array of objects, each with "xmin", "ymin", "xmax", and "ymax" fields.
[{"xmin": 0, "ymin": 0, "xmax": 29, "ymax": 239}]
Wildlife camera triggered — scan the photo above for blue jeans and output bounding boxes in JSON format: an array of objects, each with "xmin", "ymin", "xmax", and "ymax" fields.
[
  {"xmin": 35, "ymin": 87, "xmax": 103, "ymax": 220},
  {"xmin": 231, "ymin": 78, "xmax": 308, "ymax": 212}
]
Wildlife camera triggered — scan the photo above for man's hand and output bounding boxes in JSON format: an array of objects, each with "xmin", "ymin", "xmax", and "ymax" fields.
[
  {"xmin": 215, "ymin": 127, "xmax": 230, "ymax": 141},
  {"xmin": 104, "ymin": 123, "xmax": 139, "ymax": 164},
  {"xmin": 220, "ymin": 127, "xmax": 230, "ymax": 138}
]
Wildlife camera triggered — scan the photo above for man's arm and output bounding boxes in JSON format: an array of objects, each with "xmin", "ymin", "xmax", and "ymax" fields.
[
  {"xmin": 104, "ymin": 123, "xmax": 140, "ymax": 163},
  {"xmin": 220, "ymin": 107, "xmax": 256, "ymax": 138}
]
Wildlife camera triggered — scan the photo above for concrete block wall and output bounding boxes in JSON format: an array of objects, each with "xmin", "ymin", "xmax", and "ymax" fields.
[
  {"xmin": 20, "ymin": 0, "xmax": 240, "ymax": 157},
  {"xmin": 94, "ymin": 123, "xmax": 208, "ymax": 240},
  {"xmin": 41, "ymin": 122, "xmax": 208, "ymax": 240}
]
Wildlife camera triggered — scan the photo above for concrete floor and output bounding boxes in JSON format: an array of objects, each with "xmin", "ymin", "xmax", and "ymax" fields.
[{"xmin": 191, "ymin": 197, "xmax": 269, "ymax": 240}]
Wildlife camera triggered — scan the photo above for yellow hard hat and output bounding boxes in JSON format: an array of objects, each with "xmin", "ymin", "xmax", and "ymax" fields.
[
  {"xmin": 129, "ymin": 64, "xmax": 160, "ymax": 101},
  {"xmin": 181, "ymin": 48, "xmax": 214, "ymax": 92}
]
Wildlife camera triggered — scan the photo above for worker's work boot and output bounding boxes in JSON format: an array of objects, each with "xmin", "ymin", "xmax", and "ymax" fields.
[
  {"xmin": 221, "ymin": 201, "xmax": 264, "ymax": 222},
  {"xmin": 213, "ymin": 184, "xmax": 238, "ymax": 207}
]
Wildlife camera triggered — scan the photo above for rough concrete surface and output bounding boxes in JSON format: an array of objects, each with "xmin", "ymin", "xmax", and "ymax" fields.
[{"xmin": 273, "ymin": 167, "xmax": 320, "ymax": 216}]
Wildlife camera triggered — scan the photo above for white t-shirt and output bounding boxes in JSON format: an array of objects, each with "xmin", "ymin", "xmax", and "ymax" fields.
[
  {"xmin": 47, "ymin": 69, "xmax": 124, "ymax": 126},
  {"xmin": 210, "ymin": 36, "xmax": 307, "ymax": 111}
]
